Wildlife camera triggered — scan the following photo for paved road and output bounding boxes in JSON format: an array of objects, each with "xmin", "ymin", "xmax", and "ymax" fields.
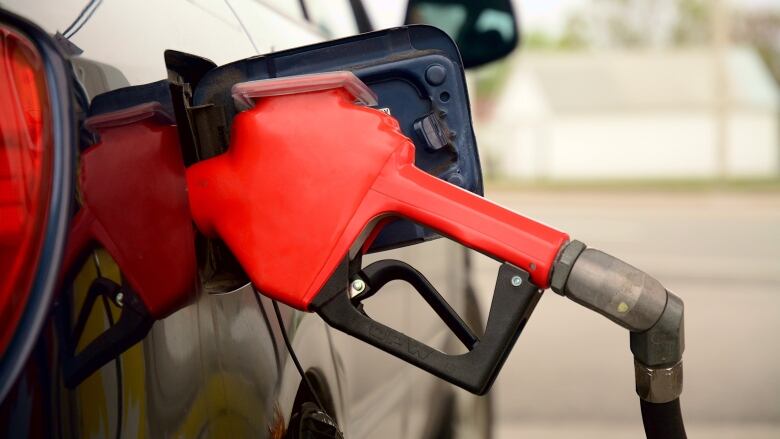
[{"xmin": 469, "ymin": 189, "xmax": 780, "ymax": 438}]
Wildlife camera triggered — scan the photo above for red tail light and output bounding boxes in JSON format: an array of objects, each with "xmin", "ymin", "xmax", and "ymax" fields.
[{"xmin": 0, "ymin": 25, "xmax": 53, "ymax": 356}]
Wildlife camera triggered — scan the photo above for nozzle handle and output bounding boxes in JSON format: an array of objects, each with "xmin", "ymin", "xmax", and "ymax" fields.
[{"xmin": 368, "ymin": 162, "xmax": 569, "ymax": 288}]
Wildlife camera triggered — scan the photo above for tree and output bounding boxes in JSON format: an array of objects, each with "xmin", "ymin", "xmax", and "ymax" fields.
[{"xmin": 734, "ymin": 11, "xmax": 780, "ymax": 84}]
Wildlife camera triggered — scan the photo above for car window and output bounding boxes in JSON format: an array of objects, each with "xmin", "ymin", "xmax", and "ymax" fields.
[{"xmin": 303, "ymin": 0, "xmax": 358, "ymax": 39}]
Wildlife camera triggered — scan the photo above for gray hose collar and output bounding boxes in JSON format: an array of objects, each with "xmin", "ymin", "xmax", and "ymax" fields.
[{"xmin": 550, "ymin": 240, "xmax": 586, "ymax": 295}]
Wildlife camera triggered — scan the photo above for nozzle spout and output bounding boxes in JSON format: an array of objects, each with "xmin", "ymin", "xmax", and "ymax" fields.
[{"xmin": 552, "ymin": 245, "xmax": 667, "ymax": 332}]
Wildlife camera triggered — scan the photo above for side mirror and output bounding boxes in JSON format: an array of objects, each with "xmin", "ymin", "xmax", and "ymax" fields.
[{"xmin": 405, "ymin": 0, "xmax": 519, "ymax": 69}]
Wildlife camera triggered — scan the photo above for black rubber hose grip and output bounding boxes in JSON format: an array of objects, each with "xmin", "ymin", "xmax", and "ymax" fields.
[{"xmin": 640, "ymin": 398, "xmax": 687, "ymax": 439}]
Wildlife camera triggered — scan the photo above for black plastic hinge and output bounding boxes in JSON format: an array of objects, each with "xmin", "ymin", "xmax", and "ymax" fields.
[{"xmin": 188, "ymin": 103, "xmax": 228, "ymax": 160}]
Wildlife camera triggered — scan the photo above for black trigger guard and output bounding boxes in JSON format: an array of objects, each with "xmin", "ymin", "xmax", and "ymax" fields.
[
  {"xmin": 355, "ymin": 259, "xmax": 479, "ymax": 350},
  {"xmin": 62, "ymin": 278, "xmax": 153, "ymax": 388},
  {"xmin": 311, "ymin": 258, "xmax": 542, "ymax": 395}
]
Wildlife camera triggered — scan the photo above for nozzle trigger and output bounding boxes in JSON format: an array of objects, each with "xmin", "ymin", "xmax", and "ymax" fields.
[{"xmin": 311, "ymin": 258, "xmax": 541, "ymax": 395}]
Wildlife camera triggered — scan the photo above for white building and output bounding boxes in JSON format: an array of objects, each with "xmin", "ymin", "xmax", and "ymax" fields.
[{"xmin": 480, "ymin": 47, "xmax": 779, "ymax": 180}]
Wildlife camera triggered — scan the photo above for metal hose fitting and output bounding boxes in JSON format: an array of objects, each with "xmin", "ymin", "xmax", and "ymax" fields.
[
  {"xmin": 552, "ymin": 240, "xmax": 686, "ymax": 403},
  {"xmin": 635, "ymin": 360, "xmax": 684, "ymax": 403}
]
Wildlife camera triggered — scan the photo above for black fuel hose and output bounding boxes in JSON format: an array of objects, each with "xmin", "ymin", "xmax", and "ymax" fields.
[{"xmin": 640, "ymin": 398, "xmax": 687, "ymax": 439}]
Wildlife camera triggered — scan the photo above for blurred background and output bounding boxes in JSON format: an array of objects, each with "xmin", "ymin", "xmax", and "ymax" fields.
[
  {"xmin": 458, "ymin": 0, "xmax": 780, "ymax": 437},
  {"xmin": 474, "ymin": 0, "xmax": 779, "ymax": 182}
]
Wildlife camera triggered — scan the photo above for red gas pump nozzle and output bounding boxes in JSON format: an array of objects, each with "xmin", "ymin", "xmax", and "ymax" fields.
[
  {"xmin": 59, "ymin": 102, "xmax": 196, "ymax": 388},
  {"xmin": 187, "ymin": 73, "xmax": 685, "ymax": 419},
  {"xmin": 185, "ymin": 73, "xmax": 569, "ymax": 393}
]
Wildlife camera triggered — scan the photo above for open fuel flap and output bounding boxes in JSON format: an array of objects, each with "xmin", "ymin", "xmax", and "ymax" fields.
[{"xmin": 188, "ymin": 25, "xmax": 485, "ymax": 252}]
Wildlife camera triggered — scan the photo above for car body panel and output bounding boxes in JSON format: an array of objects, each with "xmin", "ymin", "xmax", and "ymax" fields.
[{"xmin": 0, "ymin": 1, "xmax": 472, "ymax": 437}]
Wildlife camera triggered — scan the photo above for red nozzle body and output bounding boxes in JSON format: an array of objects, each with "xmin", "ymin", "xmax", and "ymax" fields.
[
  {"xmin": 187, "ymin": 86, "xmax": 568, "ymax": 310},
  {"xmin": 62, "ymin": 104, "xmax": 196, "ymax": 318}
]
